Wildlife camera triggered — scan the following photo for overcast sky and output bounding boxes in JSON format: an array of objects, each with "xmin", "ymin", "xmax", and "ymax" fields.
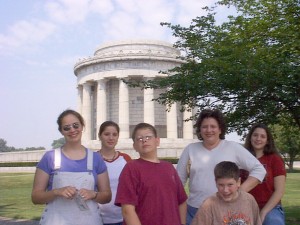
[{"xmin": 0, "ymin": 0, "xmax": 240, "ymax": 149}]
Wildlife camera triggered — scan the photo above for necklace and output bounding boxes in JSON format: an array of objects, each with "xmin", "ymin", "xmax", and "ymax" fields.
[{"xmin": 100, "ymin": 150, "xmax": 117, "ymax": 161}]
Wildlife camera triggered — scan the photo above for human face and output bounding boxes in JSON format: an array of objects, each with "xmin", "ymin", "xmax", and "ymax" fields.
[
  {"xmin": 251, "ymin": 128, "xmax": 268, "ymax": 152},
  {"xmin": 200, "ymin": 117, "xmax": 222, "ymax": 148},
  {"xmin": 216, "ymin": 177, "xmax": 240, "ymax": 202},
  {"xmin": 133, "ymin": 128, "xmax": 160, "ymax": 156},
  {"xmin": 60, "ymin": 114, "xmax": 83, "ymax": 143},
  {"xmin": 99, "ymin": 126, "xmax": 119, "ymax": 150}
]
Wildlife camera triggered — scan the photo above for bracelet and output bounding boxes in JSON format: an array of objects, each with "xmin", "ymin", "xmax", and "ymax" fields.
[{"xmin": 92, "ymin": 191, "xmax": 98, "ymax": 200}]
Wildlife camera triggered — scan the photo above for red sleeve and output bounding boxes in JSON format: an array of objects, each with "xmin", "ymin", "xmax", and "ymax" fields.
[
  {"xmin": 119, "ymin": 152, "xmax": 132, "ymax": 162},
  {"xmin": 115, "ymin": 162, "xmax": 138, "ymax": 207},
  {"xmin": 271, "ymin": 154, "xmax": 286, "ymax": 177}
]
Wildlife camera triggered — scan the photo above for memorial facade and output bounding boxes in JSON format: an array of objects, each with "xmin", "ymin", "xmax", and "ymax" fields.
[{"xmin": 74, "ymin": 40, "xmax": 196, "ymax": 158}]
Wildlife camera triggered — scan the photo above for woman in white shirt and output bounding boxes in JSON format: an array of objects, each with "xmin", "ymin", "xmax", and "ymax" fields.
[{"xmin": 177, "ymin": 108, "xmax": 266, "ymax": 225}]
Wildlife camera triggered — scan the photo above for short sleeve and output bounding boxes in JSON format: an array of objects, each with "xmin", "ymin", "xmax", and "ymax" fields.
[
  {"xmin": 93, "ymin": 152, "xmax": 107, "ymax": 175},
  {"xmin": 36, "ymin": 150, "xmax": 55, "ymax": 175},
  {"xmin": 115, "ymin": 163, "xmax": 139, "ymax": 207},
  {"xmin": 271, "ymin": 154, "xmax": 286, "ymax": 177}
]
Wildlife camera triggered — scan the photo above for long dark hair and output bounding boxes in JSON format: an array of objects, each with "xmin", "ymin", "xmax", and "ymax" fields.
[{"xmin": 244, "ymin": 123, "xmax": 279, "ymax": 156}]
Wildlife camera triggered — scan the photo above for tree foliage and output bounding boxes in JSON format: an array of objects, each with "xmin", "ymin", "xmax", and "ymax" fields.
[
  {"xmin": 0, "ymin": 138, "xmax": 10, "ymax": 152},
  {"xmin": 0, "ymin": 138, "xmax": 45, "ymax": 152},
  {"xmin": 131, "ymin": 0, "xmax": 300, "ymax": 137},
  {"xmin": 51, "ymin": 137, "xmax": 66, "ymax": 149},
  {"xmin": 272, "ymin": 116, "xmax": 300, "ymax": 172}
]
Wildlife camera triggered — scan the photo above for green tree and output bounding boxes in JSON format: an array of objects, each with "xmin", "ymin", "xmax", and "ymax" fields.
[
  {"xmin": 272, "ymin": 118, "xmax": 300, "ymax": 172},
  {"xmin": 0, "ymin": 138, "xmax": 17, "ymax": 152},
  {"xmin": 0, "ymin": 138, "xmax": 45, "ymax": 152},
  {"xmin": 24, "ymin": 147, "xmax": 46, "ymax": 151},
  {"xmin": 0, "ymin": 138, "xmax": 9, "ymax": 152},
  {"xmin": 130, "ymin": 0, "xmax": 300, "ymax": 137},
  {"xmin": 51, "ymin": 137, "xmax": 66, "ymax": 149}
]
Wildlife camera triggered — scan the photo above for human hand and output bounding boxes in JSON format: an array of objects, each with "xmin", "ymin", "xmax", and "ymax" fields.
[
  {"xmin": 78, "ymin": 188, "xmax": 97, "ymax": 201},
  {"xmin": 57, "ymin": 186, "xmax": 77, "ymax": 199}
]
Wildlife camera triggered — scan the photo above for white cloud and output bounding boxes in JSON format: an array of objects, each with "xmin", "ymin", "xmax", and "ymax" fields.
[
  {"xmin": 103, "ymin": 11, "xmax": 138, "ymax": 40},
  {"xmin": 98, "ymin": 0, "xmax": 178, "ymax": 42},
  {"xmin": 89, "ymin": 0, "xmax": 115, "ymax": 15},
  {"xmin": 45, "ymin": 0, "xmax": 90, "ymax": 24},
  {"xmin": 114, "ymin": 0, "xmax": 137, "ymax": 13},
  {"xmin": 0, "ymin": 0, "xmax": 214, "ymax": 55},
  {"xmin": 0, "ymin": 20, "xmax": 56, "ymax": 52},
  {"xmin": 137, "ymin": 0, "xmax": 175, "ymax": 25},
  {"xmin": 176, "ymin": 0, "xmax": 215, "ymax": 25}
]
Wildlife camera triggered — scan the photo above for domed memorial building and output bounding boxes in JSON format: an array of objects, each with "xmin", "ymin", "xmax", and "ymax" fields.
[{"xmin": 74, "ymin": 40, "xmax": 196, "ymax": 158}]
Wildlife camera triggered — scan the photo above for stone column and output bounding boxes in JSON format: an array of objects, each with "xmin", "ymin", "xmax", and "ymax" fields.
[
  {"xmin": 183, "ymin": 109, "xmax": 193, "ymax": 139},
  {"xmin": 82, "ymin": 82, "xmax": 92, "ymax": 143},
  {"xmin": 96, "ymin": 79, "xmax": 107, "ymax": 136},
  {"xmin": 119, "ymin": 79, "xmax": 130, "ymax": 138},
  {"xmin": 77, "ymin": 85, "xmax": 83, "ymax": 115},
  {"xmin": 166, "ymin": 102, "xmax": 178, "ymax": 138},
  {"xmin": 144, "ymin": 84, "xmax": 155, "ymax": 125}
]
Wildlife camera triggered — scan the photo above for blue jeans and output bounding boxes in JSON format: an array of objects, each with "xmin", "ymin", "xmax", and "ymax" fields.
[
  {"xmin": 187, "ymin": 204, "xmax": 198, "ymax": 225},
  {"xmin": 263, "ymin": 205, "xmax": 285, "ymax": 225}
]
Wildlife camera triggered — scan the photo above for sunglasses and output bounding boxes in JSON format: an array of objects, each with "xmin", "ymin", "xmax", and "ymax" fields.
[{"xmin": 62, "ymin": 123, "xmax": 80, "ymax": 131}]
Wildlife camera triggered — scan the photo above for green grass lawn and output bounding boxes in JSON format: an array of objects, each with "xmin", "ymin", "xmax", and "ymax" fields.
[
  {"xmin": 282, "ymin": 173, "xmax": 300, "ymax": 225},
  {"xmin": 0, "ymin": 173, "xmax": 44, "ymax": 220},
  {"xmin": 0, "ymin": 172, "xmax": 299, "ymax": 224}
]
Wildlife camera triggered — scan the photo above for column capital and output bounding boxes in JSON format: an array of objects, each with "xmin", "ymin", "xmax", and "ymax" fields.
[{"xmin": 97, "ymin": 78, "xmax": 108, "ymax": 84}]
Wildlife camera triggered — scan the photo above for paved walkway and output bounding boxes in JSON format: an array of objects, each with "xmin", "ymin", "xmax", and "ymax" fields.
[{"xmin": 0, "ymin": 217, "xmax": 38, "ymax": 225}]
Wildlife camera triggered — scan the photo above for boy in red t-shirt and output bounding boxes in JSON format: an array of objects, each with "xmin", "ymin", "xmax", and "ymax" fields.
[{"xmin": 115, "ymin": 123, "xmax": 187, "ymax": 225}]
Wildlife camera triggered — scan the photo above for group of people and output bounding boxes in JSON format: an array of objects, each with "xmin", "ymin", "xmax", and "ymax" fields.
[{"xmin": 31, "ymin": 108, "xmax": 286, "ymax": 225}]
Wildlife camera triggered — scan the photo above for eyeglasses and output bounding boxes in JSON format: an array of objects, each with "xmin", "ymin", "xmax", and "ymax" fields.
[
  {"xmin": 62, "ymin": 123, "xmax": 80, "ymax": 131},
  {"xmin": 135, "ymin": 135, "xmax": 154, "ymax": 142}
]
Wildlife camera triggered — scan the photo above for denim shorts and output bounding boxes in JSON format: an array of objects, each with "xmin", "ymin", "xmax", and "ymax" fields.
[
  {"xmin": 263, "ymin": 205, "xmax": 285, "ymax": 225},
  {"xmin": 186, "ymin": 204, "xmax": 199, "ymax": 225}
]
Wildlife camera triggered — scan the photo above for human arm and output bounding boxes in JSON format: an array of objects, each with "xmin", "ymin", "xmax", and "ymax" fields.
[
  {"xmin": 260, "ymin": 175, "xmax": 285, "ymax": 222},
  {"xmin": 236, "ymin": 144, "xmax": 266, "ymax": 190},
  {"xmin": 122, "ymin": 204, "xmax": 142, "ymax": 225},
  {"xmin": 176, "ymin": 146, "xmax": 190, "ymax": 185},
  {"xmin": 94, "ymin": 171, "xmax": 111, "ymax": 204},
  {"xmin": 240, "ymin": 176, "xmax": 261, "ymax": 192},
  {"xmin": 31, "ymin": 168, "xmax": 77, "ymax": 204},
  {"xmin": 179, "ymin": 201, "xmax": 187, "ymax": 225}
]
